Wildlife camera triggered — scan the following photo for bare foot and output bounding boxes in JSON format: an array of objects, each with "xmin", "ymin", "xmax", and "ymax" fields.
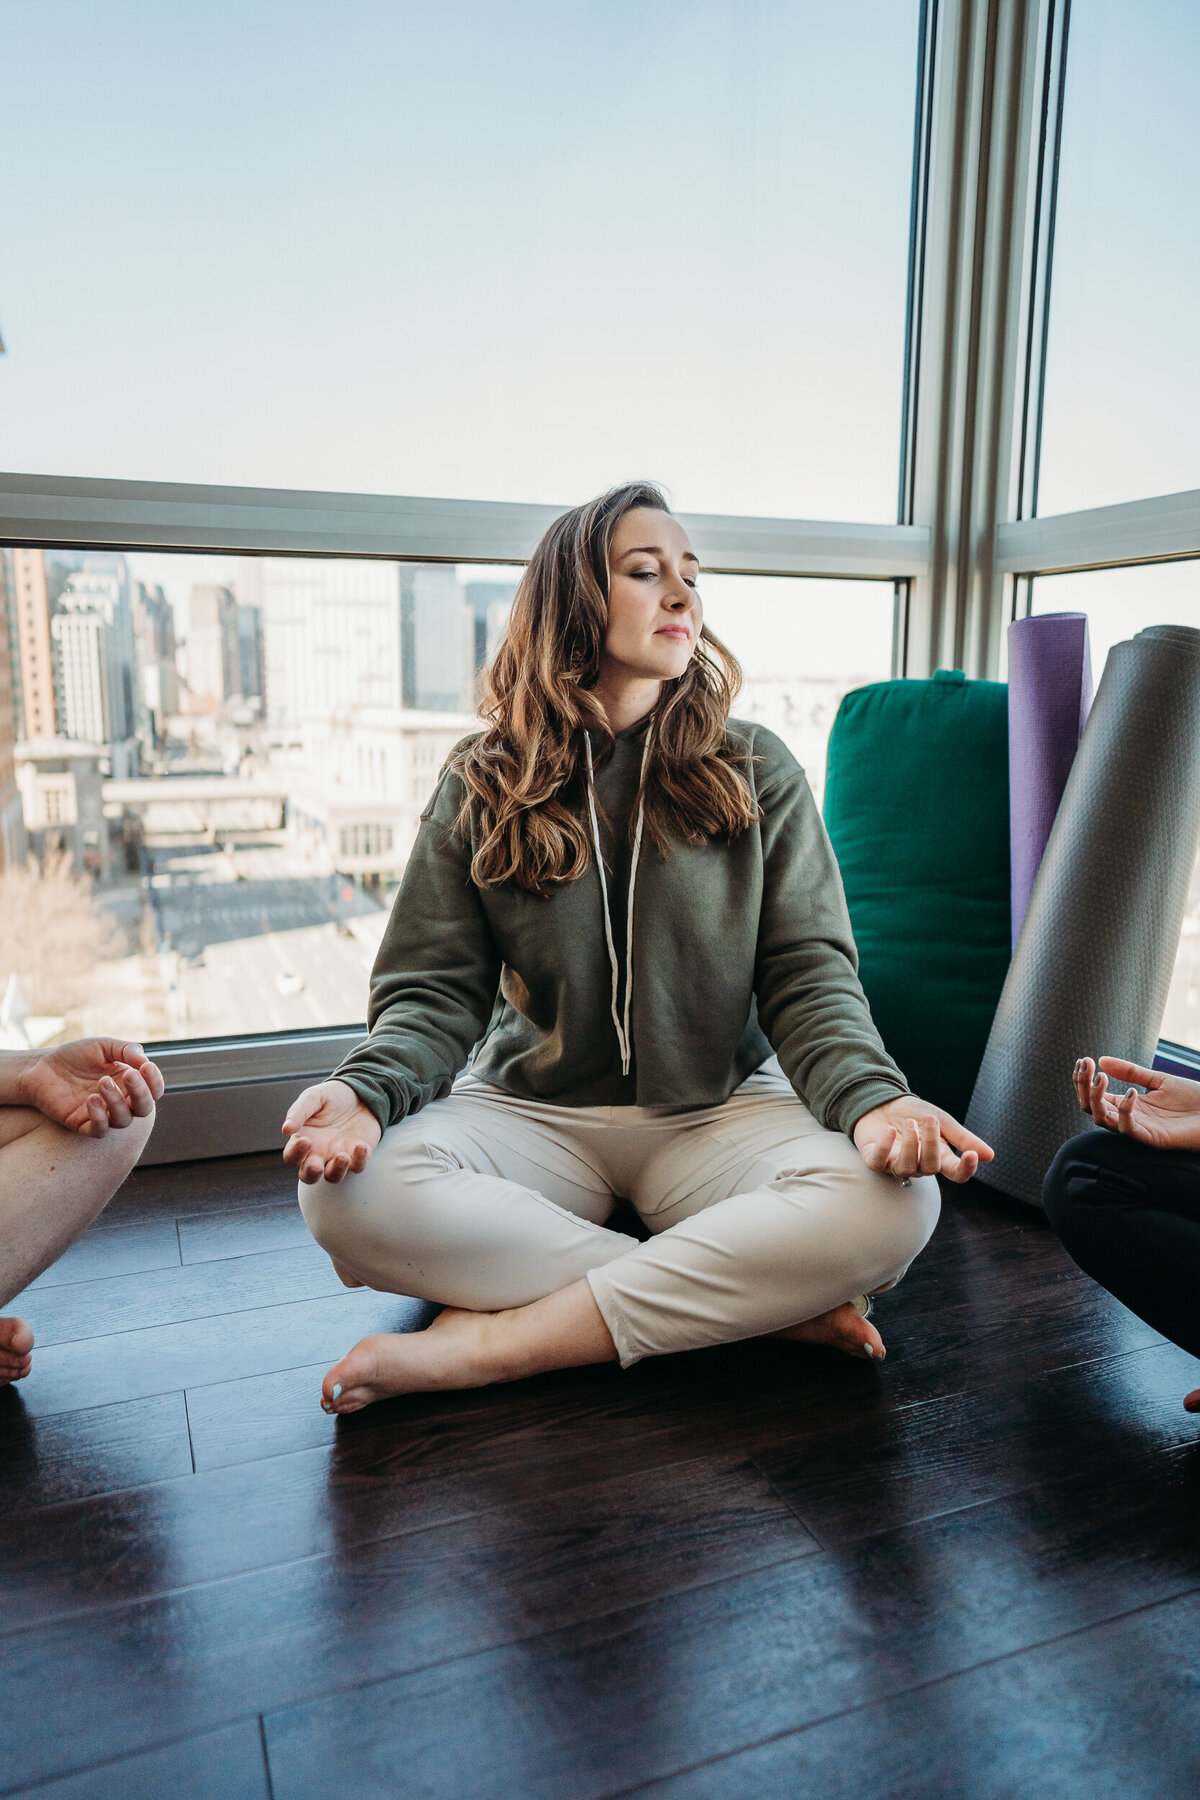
[
  {"xmin": 320, "ymin": 1307, "xmax": 498, "ymax": 1413},
  {"xmin": 771, "ymin": 1298, "xmax": 885, "ymax": 1362},
  {"xmin": 0, "ymin": 1317, "xmax": 34, "ymax": 1385},
  {"xmin": 1185, "ymin": 1389, "xmax": 1200, "ymax": 1414}
]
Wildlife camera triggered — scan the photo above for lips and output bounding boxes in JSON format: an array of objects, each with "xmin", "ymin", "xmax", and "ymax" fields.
[{"xmin": 655, "ymin": 627, "xmax": 690, "ymax": 641}]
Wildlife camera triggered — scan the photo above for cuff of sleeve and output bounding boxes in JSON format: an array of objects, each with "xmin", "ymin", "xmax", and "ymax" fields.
[
  {"xmin": 835, "ymin": 1080, "xmax": 913, "ymax": 1141},
  {"xmin": 332, "ymin": 1072, "xmax": 396, "ymax": 1136}
]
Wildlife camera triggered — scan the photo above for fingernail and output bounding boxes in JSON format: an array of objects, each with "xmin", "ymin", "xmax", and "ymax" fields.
[
  {"xmin": 320, "ymin": 1399, "xmax": 333, "ymax": 1414},
  {"xmin": 332, "ymin": 1384, "xmax": 343, "ymax": 1401}
]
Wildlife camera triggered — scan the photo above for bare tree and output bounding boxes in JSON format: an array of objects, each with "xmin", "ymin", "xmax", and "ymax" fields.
[{"xmin": 0, "ymin": 853, "xmax": 122, "ymax": 1018}]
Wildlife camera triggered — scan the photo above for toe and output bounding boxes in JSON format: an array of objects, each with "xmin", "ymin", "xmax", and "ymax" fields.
[
  {"xmin": 1185, "ymin": 1389, "xmax": 1200, "ymax": 1414},
  {"xmin": 0, "ymin": 1318, "xmax": 34, "ymax": 1357}
]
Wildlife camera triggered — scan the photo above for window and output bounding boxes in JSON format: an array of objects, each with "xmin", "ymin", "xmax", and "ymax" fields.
[
  {"xmin": 1035, "ymin": 0, "xmax": 1200, "ymax": 515},
  {"xmin": 0, "ymin": 3, "xmax": 920, "ymax": 521}
]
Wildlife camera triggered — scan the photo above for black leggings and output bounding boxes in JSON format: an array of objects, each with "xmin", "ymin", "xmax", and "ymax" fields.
[{"xmin": 1042, "ymin": 1130, "xmax": 1200, "ymax": 1363}]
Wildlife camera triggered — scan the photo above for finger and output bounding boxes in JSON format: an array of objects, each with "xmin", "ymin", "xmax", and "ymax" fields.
[
  {"xmin": 1073, "ymin": 1058, "xmax": 1093, "ymax": 1112},
  {"xmin": 348, "ymin": 1141, "xmax": 372, "ymax": 1174},
  {"xmin": 917, "ymin": 1115, "xmax": 941, "ymax": 1175},
  {"xmin": 116, "ymin": 1065, "xmax": 155, "ymax": 1118},
  {"xmin": 281, "ymin": 1133, "xmax": 309, "ymax": 1168},
  {"xmin": 84, "ymin": 1093, "xmax": 110, "ymax": 1137},
  {"xmin": 1115, "ymin": 1088, "xmax": 1143, "ymax": 1138},
  {"xmin": 323, "ymin": 1153, "xmax": 351, "ymax": 1185},
  {"xmin": 930, "ymin": 1110, "xmax": 994, "ymax": 1163},
  {"xmin": 282, "ymin": 1091, "xmax": 321, "ymax": 1134},
  {"xmin": 859, "ymin": 1127, "xmax": 897, "ymax": 1174},
  {"xmin": 889, "ymin": 1118, "xmax": 921, "ymax": 1179},
  {"xmin": 938, "ymin": 1143, "xmax": 979, "ymax": 1183},
  {"xmin": 99, "ymin": 1076, "xmax": 133, "ymax": 1129},
  {"xmin": 1088, "ymin": 1068, "xmax": 1111, "ymax": 1127},
  {"xmin": 1097, "ymin": 1056, "xmax": 1160, "ymax": 1091},
  {"xmin": 300, "ymin": 1152, "xmax": 326, "ymax": 1185},
  {"xmin": 132, "ymin": 1057, "xmax": 166, "ymax": 1101}
]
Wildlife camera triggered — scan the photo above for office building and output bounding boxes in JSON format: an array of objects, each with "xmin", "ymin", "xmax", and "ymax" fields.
[
  {"xmin": 187, "ymin": 585, "xmax": 241, "ymax": 712},
  {"xmin": 236, "ymin": 603, "xmax": 263, "ymax": 700},
  {"xmin": 400, "ymin": 564, "xmax": 475, "ymax": 713},
  {"xmin": 52, "ymin": 562, "xmax": 137, "ymax": 751},
  {"xmin": 8, "ymin": 547, "xmax": 58, "ymax": 741}
]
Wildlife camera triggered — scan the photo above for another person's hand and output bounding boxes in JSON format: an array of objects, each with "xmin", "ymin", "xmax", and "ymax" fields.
[
  {"xmin": 1074, "ymin": 1056, "xmax": 1200, "ymax": 1152},
  {"xmin": 282, "ymin": 1079, "xmax": 382, "ymax": 1184},
  {"xmin": 853, "ymin": 1095, "xmax": 994, "ymax": 1184},
  {"xmin": 19, "ymin": 1039, "xmax": 164, "ymax": 1136}
]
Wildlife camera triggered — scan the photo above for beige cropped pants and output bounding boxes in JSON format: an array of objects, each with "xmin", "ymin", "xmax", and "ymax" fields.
[{"xmin": 299, "ymin": 1059, "xmax": 940, "ymax": 1368}]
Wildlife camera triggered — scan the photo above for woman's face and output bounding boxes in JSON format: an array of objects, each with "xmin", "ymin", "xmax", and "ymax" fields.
[{"xmin": 601, "ymin": 507, "xmax": 701, "ymax": 686}]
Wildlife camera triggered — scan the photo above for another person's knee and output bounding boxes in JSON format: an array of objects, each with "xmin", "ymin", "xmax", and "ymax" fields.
[{"xmin": 1042, "ymin": 1129, "xmax": 1140, "ymax": 1237}]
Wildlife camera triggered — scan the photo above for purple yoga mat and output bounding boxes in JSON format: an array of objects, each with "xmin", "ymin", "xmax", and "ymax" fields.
[{"xmin": 1007, "ymin": 612, "xmax": 1093, "ymax": 947}]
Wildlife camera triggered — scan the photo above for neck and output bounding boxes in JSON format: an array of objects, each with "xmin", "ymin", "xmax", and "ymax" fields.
[{"xmin": 591, "ymin": 672, "xmax": 661, "ymax": 736}]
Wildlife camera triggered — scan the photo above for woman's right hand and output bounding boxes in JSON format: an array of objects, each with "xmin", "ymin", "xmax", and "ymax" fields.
[
  {"xmin": 282, "ymin": 1079, "xmax": 383, "ymax": 1184},
  {"xmin": 1074, "ymin": 1055, "xmax": 1200, "ymax": 1151}
]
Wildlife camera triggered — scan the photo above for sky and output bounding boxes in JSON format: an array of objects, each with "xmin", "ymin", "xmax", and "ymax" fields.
[
  {"xmin": 0, "ymin": 0, "xmax": 918, "ymax": 525},
  {"xmin": 2, "ymin": 0, "xmax": 1197, "ymax": 685}
]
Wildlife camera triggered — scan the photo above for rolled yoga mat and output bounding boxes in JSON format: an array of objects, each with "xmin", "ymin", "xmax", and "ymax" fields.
[
  {"xmin": 1007, "ymin": 612, "xmax": 1092, "ymax": 948},
  {"xmin": 966, "ymin": 624, "xmax": 1200, "ymax": 1205}
]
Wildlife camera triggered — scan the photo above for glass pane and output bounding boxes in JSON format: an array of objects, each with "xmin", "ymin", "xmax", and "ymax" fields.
[
  {"xmin": 1031, "ymin": 559, "xmax": 1200, "ymax": 1048},
  {"xmin": 1037, "ymin": 0, "xmax": 1200, "ymax": 514},
  {"xmin": 701, "ymin": 574, "xmax": 895, "ymax": 803},
  {"xmin": 0, "ymin": 545, "xmax": 892, "ymax": 1047},
  {"xmin": 0, "ymin": 2, "xmax": 919, "ymax": 521}
]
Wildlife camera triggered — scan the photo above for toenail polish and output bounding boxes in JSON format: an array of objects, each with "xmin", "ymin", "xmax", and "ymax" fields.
[
  {"xmin": 332, "ymin": 1384, "xmax": 343, "ymax": 1400},
  {"xmin": 863, "ymin": 1343, "xmax": 875, "ymax": 1357}
]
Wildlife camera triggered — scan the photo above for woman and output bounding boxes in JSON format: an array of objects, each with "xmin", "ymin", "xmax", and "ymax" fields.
[
  {"xmin": 283, "ymin": 482, "xmax": 992, "ymax": 1415},
  {"xmin": 1044, "ymin": 1056, "xmax": 1200, "ymax": 1414}
]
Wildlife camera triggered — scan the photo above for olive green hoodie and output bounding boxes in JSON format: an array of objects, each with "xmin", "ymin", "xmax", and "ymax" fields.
[{"xmin": 333, "ymin": 717, "xmax": 911, "ymax": 1137}]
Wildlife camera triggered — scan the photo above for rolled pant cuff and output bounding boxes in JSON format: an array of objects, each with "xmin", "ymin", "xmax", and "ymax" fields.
[{"xmin": 586, "ymin": 1265, "xmax": 642, "ymax": 1369}]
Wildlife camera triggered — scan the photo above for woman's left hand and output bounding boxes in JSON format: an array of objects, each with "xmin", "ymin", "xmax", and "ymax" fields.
[{"xmin": 853, "ymin": 1096, "xmax": 993, "ymax": 1184}]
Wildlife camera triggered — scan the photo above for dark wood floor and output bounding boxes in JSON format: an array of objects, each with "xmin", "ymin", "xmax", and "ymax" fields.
[{"xmin": 2, "ymin": 1153, "xmax": 1199, "ymax": 1799}]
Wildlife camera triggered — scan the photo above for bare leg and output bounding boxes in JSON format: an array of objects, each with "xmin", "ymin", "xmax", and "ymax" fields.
[
  {"xmin": 321, "ymin": 1277, "xmax": 616, "ymax": 1413},
  {"xmin": 0, "ymin": 1104, "xmax": 155, "ymax": 1382}
]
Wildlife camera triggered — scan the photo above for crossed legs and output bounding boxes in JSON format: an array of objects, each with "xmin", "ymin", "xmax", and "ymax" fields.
[{"xmin": 300, "ymin": 1077, "xmax": 939, "ymax": 1412}]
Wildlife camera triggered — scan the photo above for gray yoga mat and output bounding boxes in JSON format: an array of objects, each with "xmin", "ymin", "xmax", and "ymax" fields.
[{"xmin": 966, "ymin": 624, "xmax": 1200, "ymax": 1205}]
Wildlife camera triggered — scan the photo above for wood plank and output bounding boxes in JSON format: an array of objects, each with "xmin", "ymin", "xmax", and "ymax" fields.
[
  {"xmin": 21, "ymin": 1245, "xmax": 354, "ymax": 1348},
  {"xmin": 625, "ymin": 1587, "xmax": 1200, "ymax": 1800},
  {"xmin": 0, "ymin": 1391, "xmax": 192, "ymax": 1512},
  {"xmin": 0, "ymin": 1456, "xmax": 812, "ymax": 1790},
  {"xmin": 178, "ymin": 1202, "xmax": 313, "ymax": 1264},
  {"xmin": 100, "ymin": 1151, "xmax": 298, "ymax": 1225},
  {"xmin": 748, "ymin": 1339, "xmax": 1200, "ymax": 1544},
  {"xmin": 4, "ymin": 1720, "xmax": 270, "ymax": 1800},
  {"xmin": 256, "ymin": 1465, "xmax": 1200, "ymax": 1800},
  {"xmin": 23, "ymin": 1218, "xmax": 182, "ymax": 1291},
  {"xmin": 13, "ymin": 1291, "xmax": 430, "ymax": 1418}
]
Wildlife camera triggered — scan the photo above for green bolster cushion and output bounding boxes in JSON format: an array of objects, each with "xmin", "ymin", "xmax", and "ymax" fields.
[{"xmin": 822, "ymin": 669, "xmax": 1011, "ymax": 1120}]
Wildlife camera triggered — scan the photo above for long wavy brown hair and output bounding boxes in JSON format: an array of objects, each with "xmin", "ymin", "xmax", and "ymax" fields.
[{"xmin": 455, "ymin": 481, "xmax": 758, "ymax": 897}]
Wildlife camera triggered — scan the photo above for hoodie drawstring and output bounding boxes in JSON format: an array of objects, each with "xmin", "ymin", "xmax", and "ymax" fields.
[{"xmin": 583, "ymin": 729, "xmax": 652, "ymax": 1077}]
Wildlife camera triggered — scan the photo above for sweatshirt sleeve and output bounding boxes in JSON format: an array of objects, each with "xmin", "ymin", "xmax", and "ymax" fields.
[
  {"xmin": 751, "ymin": 734, "xmax": 911, "ymax": 1137},
  {"xmin": 331, "ymin": 764, "xmax": 502, "ymax": 1131}
]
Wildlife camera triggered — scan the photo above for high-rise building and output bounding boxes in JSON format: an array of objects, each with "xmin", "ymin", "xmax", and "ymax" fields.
[
  {"xmin": 464, "ymin": 578, "xmax": 519, "ymax": 676},
  {"xmin": 9, "ymin": 548, "xmax": 58, "ymax": 740},
  {"xmin": 133, "ymin": 582, "xmax": 179, "ymax": 743},
  {"xmin": 400, "ymin": 565, "xmax": 475, "ymax": 713},
  {"xmin": 0, "ymin": 560, "xmax": 27, "ymax": 869},
  {"xmin": 51, "ymin": 561, "xmax": 137, "ymax": 751},
  {"xmin": 187, "ymin": 585, "xmax": 241, "ymax": 712},
  {"xmin": 236, "ymin": 603, "xmax": 264, "ymax": 701},
  {"xmin": 238, "ymin": 558, "xmax": 405, "ymax": 728}
]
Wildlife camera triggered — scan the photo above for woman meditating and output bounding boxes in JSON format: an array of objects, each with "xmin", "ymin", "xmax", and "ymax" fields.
[{"xmin": 283, "ymin": 481, "xmax": 992, "ymax": 1415}]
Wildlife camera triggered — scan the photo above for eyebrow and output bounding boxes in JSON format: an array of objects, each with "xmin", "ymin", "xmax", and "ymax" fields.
[{"xmin": 620, "ymin": 545, "xmax": 701, "ymax": 566}]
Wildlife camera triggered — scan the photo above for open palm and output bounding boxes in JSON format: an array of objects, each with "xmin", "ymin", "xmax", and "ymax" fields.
[
  {"xmin": 282, "ymin": 1078, "xmax": 383, "ymax": 1184},
  {"xmin": 1074, "ymin": 1056, "xmax": 1200, "ymax": 1152},
  {"xmin": 24, "ymin": 1038, "xmax": 164, "ymax": 1136}
]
